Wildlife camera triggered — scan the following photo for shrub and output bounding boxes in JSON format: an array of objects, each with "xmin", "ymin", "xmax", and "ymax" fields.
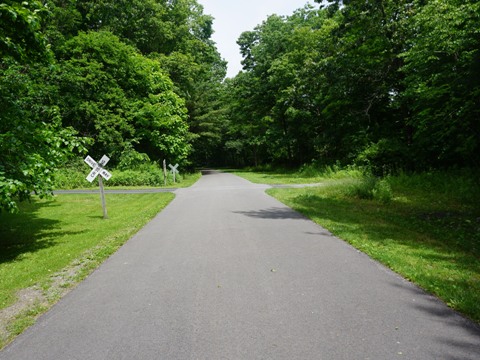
[
  {"xmin": 53, "ymin": 161, "xmax": 184, "ymax": 188},
  {"xmin": 298, "ymin": 162, "xmax": 363, "ymax": 180},
  {"xmin": 356, "ymin": 139, "xmax": 412, "ymax": 176},
  {"xmin": 389, "ymin": 169, "xmax": 480, "ymax": 207},
  {"xmin": 346, "ymin": 175, "xmax": 393, "ymax": 203},
  {"xmin": 346, "ymin": 175, "xmax": 377, "ymax": 200},
  {"xmin": 372, "ymin": 179, "xmax": 393, "ymax": 204},
  {"xmin": 117, "ymin": 146, "xmax": 151, "ymax": 171},
  {"xmin": 109, "ymin": 166, "xmax": 164, "ymax": 187},
  {"xmin": 54, "ymin": 158, "xmax": 96, "ymax": 189}
]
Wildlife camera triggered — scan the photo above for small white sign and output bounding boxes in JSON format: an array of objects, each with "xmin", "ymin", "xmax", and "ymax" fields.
[
  {"xmin": 84, "ymin": 155, "xmax": 112, "ymax": 183},
  {"xmin": 98, "ymin": 155, "xmax": 109, "ymax": 167},
  {"xmin": 169, "ymin": 163, "xmax": 179, "ymax": 183},
  {"xmin": 169, "ymin": 163, "xmax": 179, "ymax": 173},
  {"xmin": 99, "ymin": 168, "xmax": 112, "ymax": 181},
  {"xmin": 84, "ymin": 154, "xmax": 112, "ymax": 219},
  {"xmin": 84, "ymin": 155, "xmax": 97, "ymax": 168}
]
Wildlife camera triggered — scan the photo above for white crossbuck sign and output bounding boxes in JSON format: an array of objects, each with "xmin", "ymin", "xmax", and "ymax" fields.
[
  {"xmin": 169, "ymin": 163, "xmax": 179, "ymax": 183},
  {"xmin": 169, "ymin": 163, "xmax": 179, "ymax": 174},
  {"xmin": 84, "ymin": 155, "xmax": 112, "ymax": 183}
]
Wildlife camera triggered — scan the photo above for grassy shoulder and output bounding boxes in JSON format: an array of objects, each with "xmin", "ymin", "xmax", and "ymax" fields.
[
  {"xmin": 229, "ymin": 165, "xmax": 361, "ymax": 185},
  {"xmin": 0, "ymin": 192, "xmax": 174, "ymax": 348},
  {"xmin": 237, "ymin": 167, "xmax": 480, "ymax": 323}
]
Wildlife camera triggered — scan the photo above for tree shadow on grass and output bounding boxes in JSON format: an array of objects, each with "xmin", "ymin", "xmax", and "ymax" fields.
[
  {"xmin": 290, "ymin": 193, "xmax": 480, "ymax": 265},
  {"xmin": 0, "ymin": 200, "xmax": 84, "ymax": 264}
]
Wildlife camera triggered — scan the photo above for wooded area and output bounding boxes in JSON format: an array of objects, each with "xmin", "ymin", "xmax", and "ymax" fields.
[
  {"xmin": 221, "ymin": 0, "xmax": 479, "ymax": 171},
  {"xmin": 1, "ymin": 0, "xmax": 479, "ymax": 211}
]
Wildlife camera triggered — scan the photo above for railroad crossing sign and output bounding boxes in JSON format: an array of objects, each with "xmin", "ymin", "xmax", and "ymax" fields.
[
  {"xmin": 85, "ymin": 155, "xmax": 112, "ymax": 183},
  {"xmin": 169, "ymin": 163, "xmax": 179, "ymax": 183},
  {"xmin": 84, "ymin": 155, "xmax": 112, "ymax": 219}
]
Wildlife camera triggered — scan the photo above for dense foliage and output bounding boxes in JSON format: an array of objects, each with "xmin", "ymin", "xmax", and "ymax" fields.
[
  {"xmin": 0, "ymin": 0, "xmax": 225, "ymax": 211},
  {"xmin": 0, "ymin": 1, "xmax": 85, "ymax": 212},
  {"xmin": 2, "ymin": 0, "xmax": 479, "ymax": 211},
  {"xmin": 219, "ymin": 0, "xmax": 480, "ymax": 172}
]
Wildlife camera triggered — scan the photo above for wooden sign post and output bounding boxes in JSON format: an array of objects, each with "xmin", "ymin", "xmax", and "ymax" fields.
[
  {"xmin": 84, "ymin": 155, "xmax": 112, "ymax": 219},
  {"xmin": 163, "ymin": 159, "xmax": 167, "ymax": 186}
]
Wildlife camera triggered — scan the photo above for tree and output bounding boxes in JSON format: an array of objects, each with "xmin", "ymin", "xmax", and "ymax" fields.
[
  {"xmin": 0, "ymin": 62, "xmax": 87, "ymax": 212},
  {"xmin": 222, "ymin": 72, "xmax": 272, "ymax": 167},
  {"xmin": 45, "ymin": 0, "xmax": 226, "ymax": 166},
  {"xmin": 0, "ymin": 1, "xmax": 87, "ymax": 212},
  {"xmin": 224, "ymin": 1, "xmax": 418, "ymax": 170},
  {"xmin": 234, "ymin": 15, "xmax": 298, "ymax": 165},
  {"xmin": 401, "ymin": 0, "xmax": 480, "ymax": 168},
  {"xmin": 0, "ymin": 0, "xmax": 50, "ymax": 63},
  {"xmin": 55, "ymin": 31, "xmax": 191, "ymax": 163}
]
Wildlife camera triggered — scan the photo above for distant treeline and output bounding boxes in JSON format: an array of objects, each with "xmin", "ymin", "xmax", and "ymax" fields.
[
  {"xmin": 216, "ymin": 0, "xmax": 479, "ymax": 173},
  {"xmin": 1, "ymin": 0, "xmax": 479, "ymax": 211},
  {"xmin": 0, "ymin": 0, "xmax": 225, "ymax": 211}
]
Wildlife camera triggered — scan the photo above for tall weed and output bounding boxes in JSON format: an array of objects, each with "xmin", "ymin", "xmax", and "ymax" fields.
[
  {"xmin": 389, "ymin": 169, "xmax": 480, "ymax": 207},
  {"xmin": 298, "ymin": 162, "xmax": 363, "ymax": 180},
  {"xmin": 372, "ymin": 179, "xmax": 393, "ymax": 203},
  {"xmin": 344, "ymin": 175, "xmax": 393, "ymax": 203}
]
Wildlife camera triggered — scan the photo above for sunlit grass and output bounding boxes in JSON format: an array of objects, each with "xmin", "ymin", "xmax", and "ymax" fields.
[{"xmin": 229, "ymin": 165, "xmax": 362, "ymax": 185}]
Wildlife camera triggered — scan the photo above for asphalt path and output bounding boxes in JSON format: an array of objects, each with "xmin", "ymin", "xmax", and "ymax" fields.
[{"xmin": 1, "ymin": 171, "xmax": 479, "ymax": 359}]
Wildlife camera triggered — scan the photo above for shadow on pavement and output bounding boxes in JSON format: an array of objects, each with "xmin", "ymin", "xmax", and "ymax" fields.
[
  {"xmin": 389, "ymin": 280, "xmax": 480, "ymax": 360},
  {"xmin": 233, "ymin": 207, "xmax": 306, "ymax": 220},
  {"xmin": 200, "ymin": 169, "xmax": 221, "ymax": 175}
]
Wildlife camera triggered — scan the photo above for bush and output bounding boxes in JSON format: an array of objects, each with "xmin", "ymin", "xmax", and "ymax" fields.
[
  {"xmin": 117, "ymin": 147, "xmax": 151, "ymax": 171},
  {"xmin": 346, "ymin": 175, "xmax": 393, "ymax": 203},
  {"xmin": 109, "ymin": 166, "xmax": 164, "ymax": 187},
  {"xmin": 54, "ymin": 158, "xmax": 96, "ymax": 189},
  {"xmin": 389, "ymin": 169, "xmax": 480, "ymax": 207},
  {"xmin": 372, "ymin": 179, "xmax": 393, "ymax": 204},
  {"xmin": 298, "ymin": 162, "xmax": 364, "ymax": 180},
  {"xmin": 54, "ymin": 161, "xmax": 186, "ymax": 188},
  {"xmin": 346, "ymin": 175, "xmax": 376, "ymax": 200},
  {"xmin": 356, "ymin": 139, "xmax": 412, "ymax": 176}
]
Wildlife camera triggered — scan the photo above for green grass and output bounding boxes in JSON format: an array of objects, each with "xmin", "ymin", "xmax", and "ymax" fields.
[
  {"xmin": 228, "ymin": 164, "xmax": 363, "ymax": 185},
  {"xmin": 0, "ymin": 192, "xmax": 174, "ymax": 347},
  {"xmin": 236, "ymin": 168, "xmax": 480, "ymax": 323}
]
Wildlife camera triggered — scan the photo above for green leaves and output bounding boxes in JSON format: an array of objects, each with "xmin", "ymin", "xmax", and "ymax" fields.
[
  {"xmin": 0, "ymin": 63, "xmax": 88, "ymax": 212},
  {"xmin": 223, "ymin": 0, "xmax": 479, "ymax": 171},
  {"xmin": 0, "ymin": 0, "xmax": 51, "ymax": 63},
  {"xmin": 55, "ymin": 30, "xmax": 191, "ymax": 163},
  {"xmin": 400, "ymin": 0, "xmax": 480, "ymax": 167},
  {"xmin": 1, "ymin": 0, "xmax": 229, "ymax": 211}
]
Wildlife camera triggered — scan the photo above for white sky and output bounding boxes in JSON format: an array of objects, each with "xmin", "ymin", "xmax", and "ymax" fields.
[{"xmin": 198, "ymin": 0, "xmax": 320, "ymax": 78}]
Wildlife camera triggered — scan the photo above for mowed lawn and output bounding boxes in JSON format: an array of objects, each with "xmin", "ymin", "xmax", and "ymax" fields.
[{"xmin": 0, "ymin": 192, "xmax": 174, "ymax": 347}]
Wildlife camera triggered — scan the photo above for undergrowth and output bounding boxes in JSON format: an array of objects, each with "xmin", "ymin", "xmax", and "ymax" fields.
[{"xmin": 54, "ymin": 159, "xmax": 196, "ymax": 189}]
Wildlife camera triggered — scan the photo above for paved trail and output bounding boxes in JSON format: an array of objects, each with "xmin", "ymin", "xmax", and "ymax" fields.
[{"xmin": 1, "ymin": 171, "xmax": 479, "ymax": 359}]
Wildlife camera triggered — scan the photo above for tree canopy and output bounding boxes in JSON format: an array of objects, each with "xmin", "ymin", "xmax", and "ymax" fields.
[
  {"xmin": 220, "ymin": 0, "xmax": 480, "ymax": 172},
  {"xmin": 2, "ymin": 0, "xmax": 478, "ymax": 211},
  {"xmin": 1, "ymin": 0, "xmax": 225, "ymax": 211}
]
